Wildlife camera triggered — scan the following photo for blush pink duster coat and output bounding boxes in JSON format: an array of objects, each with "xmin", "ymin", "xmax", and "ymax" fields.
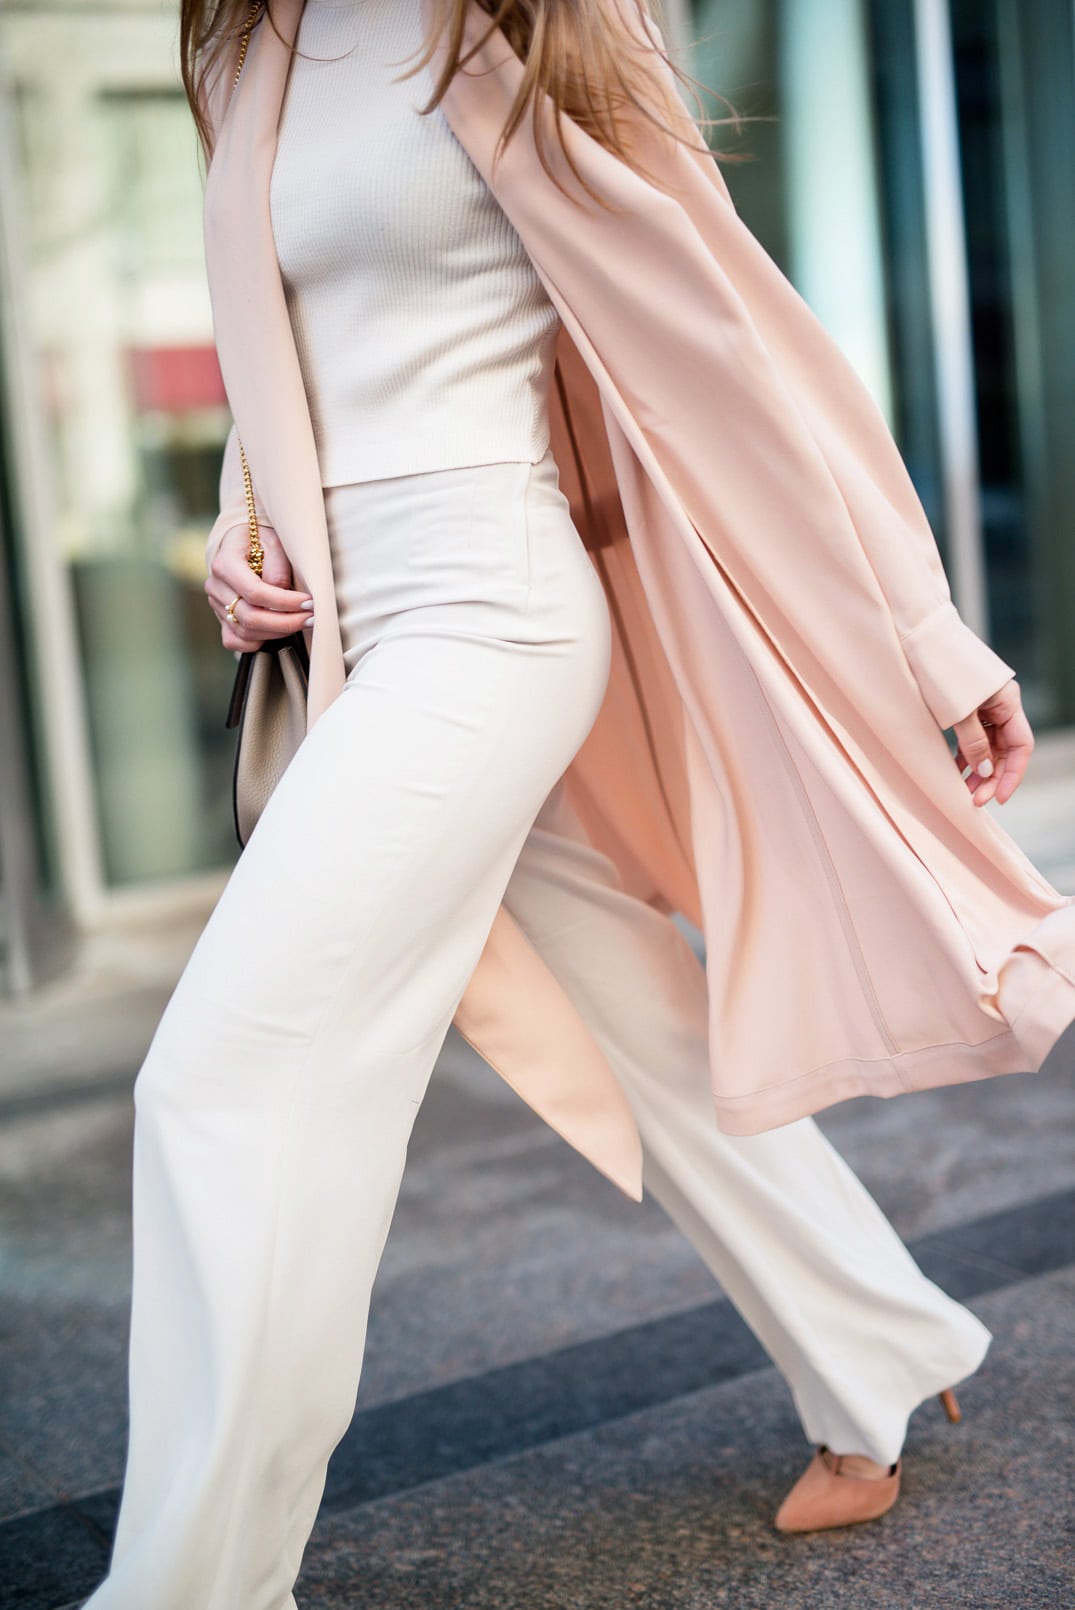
[{"xmin": 199, "ymin": 0, "xmax": 1075, "ymax": 1201}]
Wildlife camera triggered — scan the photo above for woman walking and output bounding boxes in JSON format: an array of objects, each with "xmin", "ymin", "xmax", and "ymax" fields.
[{"xmin": 84, "ymin": 1, "xmax": 1075, "ymax": 1605}]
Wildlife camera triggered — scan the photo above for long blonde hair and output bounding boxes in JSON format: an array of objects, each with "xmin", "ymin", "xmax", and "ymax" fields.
[{"xmin": 180, "ymin": 0, "xmax": 742, "ymax": 198}]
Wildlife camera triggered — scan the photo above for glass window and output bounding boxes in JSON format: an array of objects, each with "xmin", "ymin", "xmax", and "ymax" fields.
[
  {"xmin": 0, "ymin": 8, "xmax": 237, "ymax": 887},
  {"xmin": 951, "ymin": 0, "xmax": 1075, "ymax": 726},
  {"xmin": 688, "ymin": 0, "xmax": 893, "ymax": 416},
  {"xmin": 689, "ymin": 0, "xmax": 1075, "ymax": 728}
]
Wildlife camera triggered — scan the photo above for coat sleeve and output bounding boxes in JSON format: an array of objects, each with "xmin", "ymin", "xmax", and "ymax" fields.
[
  {"xmin": 610, "ymin": 2, "xmax": 1017, "ymax": 732},
  {"xmin": 196, "ymin": 33, "xmax": 275, "ymax": 577}
]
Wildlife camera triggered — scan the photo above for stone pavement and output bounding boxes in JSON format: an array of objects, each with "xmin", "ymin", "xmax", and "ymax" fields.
[{"xmin": 1, "ymin": 737, "xmax": 1073, "ymax": 1610}]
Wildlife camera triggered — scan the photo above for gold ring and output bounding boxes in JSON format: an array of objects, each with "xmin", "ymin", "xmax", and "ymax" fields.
[{"xmin": 225, "ymin": 594, "xmax": 241, "ymax": 625}]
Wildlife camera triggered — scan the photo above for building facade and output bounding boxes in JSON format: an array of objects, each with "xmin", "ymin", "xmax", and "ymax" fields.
[{"xmin": 1, "ymin": 0, "xmax": 1072, "ymax": 991}]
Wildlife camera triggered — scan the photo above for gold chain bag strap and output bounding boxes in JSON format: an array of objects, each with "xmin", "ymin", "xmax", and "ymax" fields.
[{"xmin": 221, "ymin": 0, "xmax": 310, "ymax": 848}]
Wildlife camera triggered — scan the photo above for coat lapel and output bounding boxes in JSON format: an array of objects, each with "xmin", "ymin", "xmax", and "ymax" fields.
[{"xmin": 203, "ymin": 0, "xmax": 345, "ymax": 721}]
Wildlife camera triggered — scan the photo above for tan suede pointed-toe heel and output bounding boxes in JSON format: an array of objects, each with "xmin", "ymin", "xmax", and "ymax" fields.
[
  {"xmin": 774, "ymin": 1446, "xmax": 901, "ymax": 1533},
  {"xmin": 939, "ymin": 1387, "xmax": 962, "ymax": 1423},
  {"xmin": 774, "ymin": 1389, "xmax": 962, "ymax": 1534}
]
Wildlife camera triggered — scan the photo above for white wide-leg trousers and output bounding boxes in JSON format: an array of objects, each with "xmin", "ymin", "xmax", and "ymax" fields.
[
  {"xmin": 84, "ymin": 451, "xmax": 988, "ymax": 1610},
  {"xmin": 503, "ymin": 779, "xmax": 990, "ymax": 1466}
]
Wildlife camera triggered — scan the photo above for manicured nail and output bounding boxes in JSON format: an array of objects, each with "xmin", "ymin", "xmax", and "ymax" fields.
[
  {"xmin": 978, "ymin": 758, "xmax": 994, "ymax": 778},
  {"xmin": 301, "ymin": 598, "xmax": 315, "ymax": 609}
]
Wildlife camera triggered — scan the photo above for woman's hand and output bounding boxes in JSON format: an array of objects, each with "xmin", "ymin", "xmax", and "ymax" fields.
[
  {"xmin": 205, "ymin": 521, "xmax": 314, "ymax": 652},
  {"xmin": 951, "ymin": 677, "xmax": 1033, "ymax": 807}
]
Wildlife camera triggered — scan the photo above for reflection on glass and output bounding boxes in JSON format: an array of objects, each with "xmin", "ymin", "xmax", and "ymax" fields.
[
  {"xmin": 1, "ymin": 1, "xmax": 1073, "ymax": 907},
  {"xmin": 1, "ymin": 10, "xmax": 237, "ymax": 883},
  {"xmin": 690, "ymin": 0, "xmax": 1075, "ymax": 729}
]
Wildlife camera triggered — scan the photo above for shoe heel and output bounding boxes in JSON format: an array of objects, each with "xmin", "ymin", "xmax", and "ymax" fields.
[{"xmin": 938, "ymin": 1388, "xmax": 962, "ymax": 1424}]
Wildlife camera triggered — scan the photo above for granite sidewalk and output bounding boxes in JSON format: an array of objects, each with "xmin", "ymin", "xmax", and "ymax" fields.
[{"xmin": 1, "ymin": 735, "xmax": 1073, "ymax": 1610}]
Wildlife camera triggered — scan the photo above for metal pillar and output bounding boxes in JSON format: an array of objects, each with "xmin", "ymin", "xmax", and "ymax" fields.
[
  {"xmin": 779, "ymin": 0, "xmax": 894, "ymax": 422},
  {"xmin": 0, "ymin": 42, "xmax": 102, "ymax": 927},
  {"xmin": 912, "ymin": 0, "xmax": 990, "ymax": 638}
]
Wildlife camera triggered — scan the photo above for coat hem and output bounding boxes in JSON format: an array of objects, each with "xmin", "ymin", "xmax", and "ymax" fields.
[
  {"xmin": 712, "ymin": 950, "xmax": 1075, "ymax": 1136},
  {"xmin": 453, "ymin": 1026, "xmax": 646, "ymax": 1204}
]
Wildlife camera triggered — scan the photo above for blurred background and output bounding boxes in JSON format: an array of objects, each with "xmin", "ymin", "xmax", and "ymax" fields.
[
  {"xmin": 1, "ymin": 0, "xmax": 1073, "ymax": 993},
  {"xmin": 1, "ymin": 7, "xmax": 1073, "ymax": 1609}
]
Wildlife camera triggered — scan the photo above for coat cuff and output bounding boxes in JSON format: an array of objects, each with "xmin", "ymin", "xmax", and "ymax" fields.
[{"xmin": 900, "ymin": 600, "xmax": 1017, "ymax": 730}]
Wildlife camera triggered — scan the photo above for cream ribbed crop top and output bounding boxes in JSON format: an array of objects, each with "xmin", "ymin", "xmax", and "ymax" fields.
[{"xmin": 268, "ymin": 0, "xmax": 561, "ymax": 486}]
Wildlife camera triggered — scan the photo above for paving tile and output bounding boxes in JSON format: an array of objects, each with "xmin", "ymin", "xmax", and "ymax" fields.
[
  {"xmin": 815, "ymin": 1025, "xmax": 1075, "ymax": 1243},
  {"xmin": 2, "ymin": 1030, "xmax": 1073, "ymax": 1517},
  {"xmin": 359, "ymin": 1036, "xmax": 1075, "ymax": 1405},
  {"xmin": 0, "ymin": 1298, "xmax": 130, "ymax": 1507},
  {"xmin": 295, "ymin": 1268, "xmax": 1075, "ymax": 1610},
  {"xmin": 0, "ymin": 1446, "xmax": 54, "ymax": 1529},
  {"xmin": 3, "ymin": 1197, "xmax": 1070, "ymax": 1610},
  {"xmin": 0, "ymin": 1496, "xmax": 113, "ymax": 1610},
  {"xmin": 1, "ymin": 738, "xmax": 1072, "ymax": 1610}
]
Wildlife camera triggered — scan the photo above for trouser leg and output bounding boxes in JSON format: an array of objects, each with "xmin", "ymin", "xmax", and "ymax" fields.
[
  {"xmin": 85, "ymin": 460, "xmax": 612, "ymax": 1610},
  {"xmin": 502, "ymin": 780, "xmax": 991, "ymax": 1467}
]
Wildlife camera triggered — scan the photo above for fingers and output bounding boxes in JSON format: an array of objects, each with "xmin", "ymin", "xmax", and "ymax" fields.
[
  {"xmin": 991, "ymin": 707, "xmax": 1035, "ymax": 806},
  {"xmin": 206, "ymin": 579, "xmax": 314, "ymax": 641},
  {"xmin": 256, "ymin": 541, "xmax": 296, "ymax": 591},
  {"xmin": 206, "ymin": 520, "xmax": 314, "ymax": 649},
  {"xmin": 952, "ymin": 679, "xmax": 1034, "ymax": 807},
  {"xmin": 952, "ymin": 713, "xmax": 997, "ymax": 806},
  {"xmin": 219, "ymin": 619, "xmax": 264, "ymax": 654},
  {"xmin": 978, "ymin": 676, "xmax": 1021, "ymax": 722},
  {"xmin": 210, "ymin": 552, "xmax": 314, "ymax": 614},
  {"xmin": 954, "ymin": 744, "xmax": 999, "ymax": 807}
]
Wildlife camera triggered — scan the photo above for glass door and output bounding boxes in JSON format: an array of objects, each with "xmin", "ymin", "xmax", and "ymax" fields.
[{"xmin": 0, "ymin": 5, "xmax": 240, "ymax": 912}]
